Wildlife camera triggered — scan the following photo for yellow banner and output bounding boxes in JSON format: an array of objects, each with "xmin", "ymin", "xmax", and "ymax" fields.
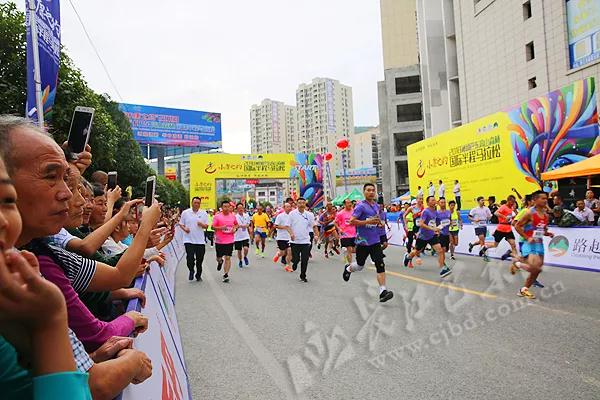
[
  {"xmin": 407, "ymin": 112, "xmax": 539, "ymax": 209},
  {"xmin": 190, "ymin": 154, "xmax": 297, "ymax": 208}
]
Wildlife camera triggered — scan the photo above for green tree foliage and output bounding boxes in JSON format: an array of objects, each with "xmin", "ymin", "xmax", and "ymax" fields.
[{"xmin": 0, "ymin": 2, "xmax": 188, "ymax": 207}]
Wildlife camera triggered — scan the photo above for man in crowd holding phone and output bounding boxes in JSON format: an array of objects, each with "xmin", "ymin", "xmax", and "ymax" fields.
[
  {"xmin": 179, "ymin": 197, "xmax": 209, "ymax": 281},
  {"xmin": 212, "ymin": 201, "xmax": 238, "ymax": 283}
]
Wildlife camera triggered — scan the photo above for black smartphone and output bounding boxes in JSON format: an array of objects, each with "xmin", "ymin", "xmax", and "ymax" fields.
[
  {"xmin": 107, "ymin": 171, "xmax": 117, "ymax": 190},
  {"xmin": 145, "ymin": 176, "xmax": 156, "ymax": 207},
  {"xmin": 67, "ymin": 106, "xmax": 95, "ymax": 153}
]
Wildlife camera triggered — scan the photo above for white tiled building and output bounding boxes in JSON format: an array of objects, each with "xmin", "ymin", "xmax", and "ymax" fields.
[{"xmin": 250, "ymin": 99, "xmax": 297, "ymax": 154}]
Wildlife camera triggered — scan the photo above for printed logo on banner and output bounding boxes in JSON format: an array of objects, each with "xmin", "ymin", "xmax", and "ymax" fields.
[
  {"xmin": 161, "ymin": 331, "xmax": 183, "ymax": 400},
  {"xmin": 416, "ymin": 160, "xmax": 426, "ymax": 178},
  {"xmin": 548, "ymin": 235, "xmax": 569, "ymax": 257},
  {"xmin": 204, "ymin": 162, "xmax": 217, "ymax": 174}
]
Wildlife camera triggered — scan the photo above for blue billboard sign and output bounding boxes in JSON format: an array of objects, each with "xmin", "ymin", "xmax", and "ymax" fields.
[
  {"xmin": 119, "ymin": 103, "xmax": 222, "ymax": 147},
  {"xmin": 567, "ymin": 0, "xmax": 600, "ymax": 69}
]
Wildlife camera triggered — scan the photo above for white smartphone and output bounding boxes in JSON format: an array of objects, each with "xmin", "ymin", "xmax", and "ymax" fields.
[
  {"xmin": 67, "ymin": 106, "xmax": 95, "ymax": 154},
  {"xmin": 145, "ymin": 176, "xmax": 156, "ymax": 207}
]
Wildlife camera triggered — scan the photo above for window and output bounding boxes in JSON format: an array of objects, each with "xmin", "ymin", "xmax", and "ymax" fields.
[
  {"xmin": 396, "ymin": 104, "xmax": 422, "ymax": 123},
  {"xmin": 528, "ymin": 76, "xmax": 537, "ymax": 89},
  {"xmin": 394, "ymin": 131, "xmax": 424, "ymax": 156},
  {"xmin": 523, "ymin": 1, "xmax": 532, "ymax": 20},
  {"xmin": 525, "ymin": 41, "xmax": 535, "ymax": 61},
  {"xmin": 395, "ymin": 76, "xmax": 421, "ymax": 95}
]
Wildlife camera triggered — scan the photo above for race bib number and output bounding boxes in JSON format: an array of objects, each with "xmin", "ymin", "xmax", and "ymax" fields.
[
  {"xmin": 440, "ymin": 219, "xmax": 450, "ymax": 226},
  {"xmin": 415, "ymin": 218, "xmax": 421, "ymax": 225},
  {"xmin": 428, "ymin": 220, "xmax": 437, "ymax": 228},
  {"xmin": 255, "ymin": 227, "xmax": 264, "ymax": 233},
  {"xmin": 450, "ymin": 220, "xmax": 458, "ymax": 227},
  {"xmin": 533, "ymin": 228, "xmax": 544, "ymax": 239},
  {"xmin": 477, "ymin": 220, "xmax": 487, "ymax": 226},
  {"xmin": 224, "ymin": 226, "xmax": 233, "ymax": 233}
]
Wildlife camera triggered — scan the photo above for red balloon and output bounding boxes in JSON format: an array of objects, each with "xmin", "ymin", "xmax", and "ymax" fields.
[
  {"xmin": 324, "ymin": 152, "xmax": 333, "ymax": 161},
  {"xmin": 336, "ymin": 138, "xmax": 349, "ymax": 150}
]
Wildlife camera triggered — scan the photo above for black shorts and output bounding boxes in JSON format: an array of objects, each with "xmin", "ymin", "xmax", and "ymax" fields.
[
  {"xmin": 356, "ymin": 244, "xmax": 385, "ymax": 273},
  {"xmin": 493, "ymin": 230, "xmax": 515, "ymax": 243},
  {"xmin": 215, "ymin": 243, "xmax": 234, "ymax": 257},
  {"xmin": 379, "ymin": 234, "xmax": 388, "ymax": 245},
  {"xmin": 340, "ymin": 237, "xmax": 356, "ymax": 248},
  {"xmin": 277, "ymin": 240, "xmax": 290, "ymax": 250},
  {"xmin": 449, "ymin": 230, "xmax": 459, "ymax": 237},
  {"xmin": 415, "ymin": 236, "xmax": 440, "ymax": 251},
  {"xmin": 234, "ymin": 239, "xmax": 250, "ymax": 250},
  {"xmin": 474, "ymin": 226, "xmax": 487, "ymax": 237},
  {"xmin": 439, "ymin": 235, "xmax": 450, "ymax": 250}
]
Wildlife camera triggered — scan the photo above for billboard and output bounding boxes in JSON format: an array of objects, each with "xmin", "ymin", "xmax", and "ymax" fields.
[
  {"xmin": 119, "ymin": 103, "xmax": 221, "ymax": 147},
  {"xmin": 407, "ymin": 78, "xmax": 600, "ymax": 209},
  {"xmin": 567, "ymin": 0, "xmax": 600, "ymax": 69},
  {"xmin": 189, "ymin": 153, "xmax": 325, "ymax": 209}
]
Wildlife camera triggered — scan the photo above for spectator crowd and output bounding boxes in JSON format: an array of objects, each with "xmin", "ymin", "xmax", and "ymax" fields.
[{"xmin": 0, "ymin": 115, "xmax": 179, "ymax": 399}]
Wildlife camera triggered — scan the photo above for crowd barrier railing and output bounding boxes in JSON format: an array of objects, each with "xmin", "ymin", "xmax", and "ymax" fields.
[
  {"xmin": 119, "ymin": 230, "xmax": 192, "ymax": 399},
  {"xmin": 386, "ymin": 220, "xmax": 600, "ymax": 272}
]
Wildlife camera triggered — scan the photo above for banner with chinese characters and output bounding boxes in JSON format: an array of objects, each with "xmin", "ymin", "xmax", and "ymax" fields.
[
  {"xmin": 407, "ymin": 78, "xmax": 600, "ymax": 209},
  {"xmin": 26, "ymin": 0, "xmax": 61, "ymax": 122},
  {"xmin": 386, "ymin": 223, "xmax": 600, "ymax": 272},
  {"xmin": 190, "ymin": 153, "xmax": 324, "ymax": 209}
]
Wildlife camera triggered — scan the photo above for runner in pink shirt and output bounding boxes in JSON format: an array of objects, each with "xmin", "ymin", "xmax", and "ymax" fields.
[
  {"xmin": 335, "ymin": 199, "xmax": 357, "ymax": 265},
  {"xmin": 211, "ymin": 201, "xmax": 238, "ymax": 282}
]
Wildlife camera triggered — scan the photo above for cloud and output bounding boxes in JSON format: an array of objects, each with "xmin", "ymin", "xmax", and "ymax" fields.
[{"xmin": 16, "ymin": 0, "xmax": 383, "ymax": 153}]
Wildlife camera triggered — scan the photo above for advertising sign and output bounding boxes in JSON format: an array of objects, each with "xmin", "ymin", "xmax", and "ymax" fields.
[
  {"xmin": 119, "ymin": 103, "xmax": 221, "ymax": 147},
  {"xmin": 26, "ymin": 0, "xmax": 61, "ymax": 121},
  {"xmin": 407, "ymin": 78, "xmax": 600, "ymax": 209},
  {"xmin": 567, "ymin": 0, "xmax": 600, "ymax": 69},
  {"xmin": 190, "ymin": 153, "xmax": 324, "ymax": 209}
]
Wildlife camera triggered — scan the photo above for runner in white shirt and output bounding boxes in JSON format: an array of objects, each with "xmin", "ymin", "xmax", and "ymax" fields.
[
  {"xmin": 438, "ymin": 180, "xmax": 446, "ymax": 198},
  {"xmin": 428, "ymin": 182, "xmax": 436, "ymax": 197},
  {"xmin": 467, "ymin": 196, "xmax": 492, "ymax": 257},
  {"xmin": 274, "ymin": 203, "xmax": 294, "ymax": 272},
  {"xmin": 234, "ymin": 203, "xmax": 252, "ymax": 268},
  {"xmin": 289, "ymin": 198, "xmax": 320, "ymax": 282},
  {"xmin": 178, "ymin": 197, "xmax": 209, "ymax": 281}
]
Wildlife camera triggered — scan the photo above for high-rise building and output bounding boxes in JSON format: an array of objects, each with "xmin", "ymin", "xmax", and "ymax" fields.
[
  {"xmin": 250, "ymin": 99, "xmax": 297, "ymax": 154},
  {"xmin": 296, "ymin": 77, "xmax": 354, "ymax": 186},
  {"xmin": 418, "ymin": 0, "xmax": 600, "ymax": 135},
  {"xmin": 284, "ymin": 105, "xmax": 297, "ymax": 153},
  {"xmin": 377, "ymin": 0, "xmax": 425, "ymax": 201},
  {"xmin": 351, "ymin": 126, "xmax": 379, "ymax": 170}
]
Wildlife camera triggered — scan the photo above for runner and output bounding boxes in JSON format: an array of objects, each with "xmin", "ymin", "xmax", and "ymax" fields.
[
  {"xmin": 403, "ymin": 196, "xmax": 452, "ymax": 277},
  {"xmin": 211, "ymin": 201, "xmax": 239, "ymax": 283},
  {"xmin": 234, "ymin": 203, "xmax": 251, "ymax": 268},
  {"xmin": 510, "ymin": 194, "xmax": 544, "ymax": 288},
  {"xmin": 342, "ymin": 183, "xmax": 394, "ymax": 303},
  {"xmin": 479, "ymin": 195, "xmax": 518, "ymax": 261},
  {"xmin": 467, "ymin": 196, "xmax": 492, "ymax": 258},
  {"xmin": 513, "ymin": 190, "xmax": 554, "ymax": 299},
  {"xmin": 319, "ymin": 203, "xmax": 340, "ymax": 258},
  {"xmin": 448, "ymin": 200, "xmax": 462, "ymax": 260},
  {"xmin": 205, "ymin": 209, "xmax": 215, "ymax": 248},
  {"xmin": 274, "ymin": 202, "xmax": 294, "ymax": 272},
  {"xmin": 335, "ymin": 198, "xmax": 356, "ymax": 265},
  {"xmin": 289, "ymin": 198, "xmax": 320, "ymax": 282},
  {"xmin": 402, "ymin": 202, "xmax": 415, "ymax": 252},
  {"xmin": 251, "ymin": 205, "xmax": 270, "ymax": 257},
  {"xmin": 436, "ymin": 197, "xmax": 452, "ymax": 267}
]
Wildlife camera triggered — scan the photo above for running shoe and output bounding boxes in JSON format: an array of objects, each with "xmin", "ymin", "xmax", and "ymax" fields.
[
  {"xmin": 510, "ymin": 262, "xmax": 519, "ymax": 275},
  {"xmin": 450, "ymin": 255, "xmax": 456, "ymax": 260},
  {"xmin": 468, "ymin": 243, "xmax": 474, "ymax": 253},
  {"xmin": 281, "ymin": 255, "xmax": 286, "ymax": 264},
  {"xmin": 379, "ymin": 290, "xmax": 394, "ymax": 303},
  {"xmin": 222, "ymin": 274, "xmax": 229, "ymax": 283},
  {"xmin": 518, "ymin": 287, "xmax": 535, "ymax": 299},
  {"xmin": 325, "ymin": 253, "xmax": 329, "ymax": 259},
  {"xmin": 479, "ymin": 247, "xmax": 486, "ymax": 257},
  {"xmin": 244, "ymin": 256, "xmax": 249, "ymax": 266},
  {"xmin": 333, "ymin": 247, "xmax": 340, "ymax": 255},
  {"xmin": 261, "ymin": 252, "xmax": 265, "ymax": 258},
  {"xmin": 533, "ymin": 280, "xmax": 544, "ymax": 288},
  {"xmin": 440, "ymin": 266, "xmax": 452, "ymax": 278},
  {"xmin": 255, "ymin": 248, "xmax": 260, "ymax": 255},
  {"xmin": 483, "ymin": 255, "xmax": 490, "ymax": 262},
  {"xmin": 188, "ymin": 271, "xmax": 194, "ymax": 281},
  {"xmin": 317, "ymin": 243, "xmax": 321, "ymax": 250},
  {"xmin": 292, "ymin": 263, "xmax": 298, "ymax": 271},
  {"xmin": 284, "ymin": 266, "xmax": 293, "ymax": 272},
  {"xmin": 273, "ymin": 253, "xmax": 280, "ymax": 263},
  {"xmin": 195, "ymin": 274, "xmax": 202, "ymax": 282},
  {"xmin": 431, "ymin": 250, "xmax": 436, "ymax": 256},
  {"xmin": 403, "ymin": 253, "xmax": 410, "ymax": 267},
  {"xmin": 217, "ymin": 260, "xmax": 223, "ymax": 271},
  {"xmin": 501, "ymin": 250, "xmax": 512, "ymax": 261},
  {"xmin": 343, "ymin": 264, "xmax": 351, "ymax": 282},
  {"xmin": 238, "ymin": 260, "xmax": 243, "ymax": 268},
  {"xmin": 329, "ymin": 250, "xmax": 335, "ymax": 256},
  {"xmin": 300, "ymin": 277, "xmax": 308, "ymax": 283},
  {"xmin": 408, "ymin": 260, "xmax": 414, "ymax": 268}
]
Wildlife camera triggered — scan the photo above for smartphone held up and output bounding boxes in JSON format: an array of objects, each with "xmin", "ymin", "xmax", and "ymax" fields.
[
  {"xmin": 145, "ymin": 176, "xmax": 156, "ymax": 207},
  {"xmin": 67, "ymin": 106, "xmax": 95, "ymax": 154}
]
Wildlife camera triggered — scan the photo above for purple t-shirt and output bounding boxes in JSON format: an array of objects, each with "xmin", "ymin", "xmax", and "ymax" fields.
[
  {"xmin": 418, "ymin": 208, "xmax": 438, "ymax": 240},
  {"xmin": 437, "ymin": 209, "xmax": 451, "ymax": 236},
  {"xmin": 353, "ymin": 200, "xmax": 381, "ymax": 246},
  {"xmin": 377, "ymin": 209, "xmax": 387, "ymax": 236}
]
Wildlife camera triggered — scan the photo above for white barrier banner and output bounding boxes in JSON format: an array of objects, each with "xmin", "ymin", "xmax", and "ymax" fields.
[
  {"xmin": 122, "ymin": 251, "xmax": 190, "ymax": 399},
  {"xmin": 387, "ymin": 223, "xmax": 600, "ymax": 272}
]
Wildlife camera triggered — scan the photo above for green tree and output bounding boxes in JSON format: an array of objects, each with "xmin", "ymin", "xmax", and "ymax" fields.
[{"xmin": 0, "ymin": 3, "xmax": 26, "ymax": 114}]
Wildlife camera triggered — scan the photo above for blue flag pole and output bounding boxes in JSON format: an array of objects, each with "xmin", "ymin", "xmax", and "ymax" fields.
[{"xmin": 27, "ymin": 0, "xmax": 44, "ymax": 128}]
